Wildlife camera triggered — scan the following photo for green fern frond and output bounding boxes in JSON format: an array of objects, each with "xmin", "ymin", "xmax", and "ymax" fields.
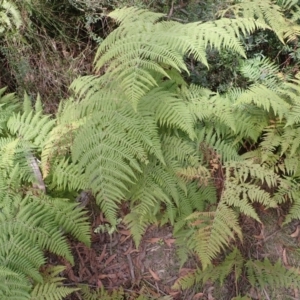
[
  {"xmin": 186, "ymin": 203, "xmax": 242, "ymax": 269},
  {"xmin": 49, "ymin": 158, "xmax": 87, "ymax": 191},
  {"xmin": 31, "ymin": 266, "xmax": 78, "ymax": 300},
  {"xmin": 0, "ymin": 0, "xmax": 22, "ymax": 34},
  {"xmin": 240, "ymin": 56, "xmax": 282, "ymax": 89},
  {"xmin": 246, "ymin": 258, "xmax": 300, "ymax": 289},
  {"xmin": 124, "ymin": 209, "xmax": 158, "ymax": 246},
  {"xmin": 7, "ymin": 110, "xmax": 55, "ymax": 147},
  {"xmin": 90, "ymin": 7, "xmax": 268, "ymax": 108},
  {"xmin": 173, "ymin": 247, "xmax": 244, "ymax": 290},
  {"xmin": 233, "ymin": 84, "xmax": 290, "ymax": 119},
  {"xmin": 219, "ymin": 0, "xmax": 295, "ymax": 43},
  {"xmin": 125, "ymin": 160, "xmax": 176, "ymax": 244},
  {"xmin": 223, "ymin": 180, "xmax": 276, "ymax": 222},
  {"xmin": 80, "ymin": 285, "xmax": 124, "ymax": 300},
  {"xmin": 26, "ymin": 194, "xmax": 91, "ymax": 246},
  {"xmin": 0, "ymin": 267, "xmax": 31, "ymax": 299},
  {"xmin": 0, "ymin": 234, "xmax": 45, "ymax": 283},
  {"xmin": 0, "ymin": 89, "xmax": 19, "ymax": 134},
  {"xmin": 138, "ymin": 88, "xmax": 195, "ymax": 139}
]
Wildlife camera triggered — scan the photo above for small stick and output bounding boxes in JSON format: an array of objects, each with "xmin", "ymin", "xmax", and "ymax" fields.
[{"xmin": 126, "ymin": 253, "xmax": 135, "ymax": 282}]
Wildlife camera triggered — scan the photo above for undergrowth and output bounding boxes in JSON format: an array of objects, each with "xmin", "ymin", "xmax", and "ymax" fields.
[{"xmin": 1, "ymin": 0, "xmax": 300, "ymax": 299}]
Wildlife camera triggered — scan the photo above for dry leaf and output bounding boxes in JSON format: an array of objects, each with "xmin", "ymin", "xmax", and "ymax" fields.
[
  {"xmin": 97, "ymin": 279, "xmax": 103, "ymax": 287},
  {"xmin": 169, "ymin": 291, "xmax": 180, "ymax": 297},
  {"xmin": 147, "ymin": 237, "xmax": 161, "ymax": 244},
  {"xmin": 98, "ymin": 273, "xmax": 117, "ymax": 279},
  {"xmin": 294, "ymin": 288, "xmax": 299, "ymax": 298},
  {"xmin": 277, "ymin": 215, "xmax": 284, "ymax": 227},
  {"xmin": 193, "ymin": 292, "xmax": 204, "ymax": 299},
  {"xmin": 254, "ymin": 225, "xmax": 265, "ymax": 240},
  {"xmin": 105, "ymin": 254, "xmax": 117, "ymax": 266},
  {"xmin": 97, "ymin": 245, "xmax": 107, "ymax": 263},
  {"xmin": 149, "ymin": 268, "xmax": 160, "ymax": 281},
  {"xmin": 179, "ymin": 268, "xmax": 195, "ymax": 276},
  {"xmin": 207, "ymin": 287, "xmax": 215, "ymax": 300},
  {"xmin": 164, "ymin": 238, "xmax": 176, "ymax": 247},
  {"xmin": 248, "ymin": 287, "xmax": 261, "ymax": 299},
  {"xmin": 290, "ymin": 225, "xmax": 300, "ymax": 238},
  {"xmin": 119, "ymin": 230, "xmax": 131, "ymax": 236},
  {"xmin": 282, "ymin": 248, "xmax": 289, "ymax": 267}
]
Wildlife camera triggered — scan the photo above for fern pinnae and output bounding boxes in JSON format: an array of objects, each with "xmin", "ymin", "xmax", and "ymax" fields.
[
  {"xmin": 186, "ymin": 202, "xmax": 242, "ymax": 269},
  {"xmin": 246, "ymin": 258, "xmax": 300, "ymax": 290},
  {"xmin": 174, "ymin": 247, "xmax": 244, "ymax": 291},
  {"xmin": 31, "ymin": 266, "xmax": 79, "ymax": 300}
]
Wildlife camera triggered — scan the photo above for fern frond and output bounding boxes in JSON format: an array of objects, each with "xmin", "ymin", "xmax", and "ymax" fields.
[
  {"xmin": 80, "ymin": 285, "xmax": 125, "ymax": 300},
  {"xmin": 27, "ymin": 194, "xmax": 91, "ymax": 246},
  {"xmin": 240, "ymin": 56, "xmax": 282, "ymax": 90},
  {"xmin": 174, "ymin": 247, "xmax": 244, "ymax": 290},
  {"xmin": 7, "ymin": 110, "xmax": 55, "ymax": 147},
  {"xmin": 49, "ymin": 158, "xmax": 87, "ymax": 191},
  {"xmin": 219, "ymin": 0, "xmax": 295, "ymax": 43},
  {"xmin": 186, "ymin": 203, "xmax": 242, "ymax": 269},
  {"xmin": 246, "ymin": 258, "xmax": 300, "ymax": 289},
  {"xmin": 0, "ymin": 0, "xmax": 22, "ymax": 34},
  {"xmin": 31, "ymin": 266, "xmax": 78, "ymax": 300},
  {"xmin": 226, "ymin": 159, "xmax": 279, "ymax": 188},
  {"xmin": 90, "ymin": 7, "xmax": 268, "ymax": 108},
  {"xmin": 0, "ymin": 268, "xmax": 31, "ymax": 299},
  {"xmin": 233, "ymin": 84, "xmax": 290, "ymax": 119},
  {"xmin": 138, "ymin": 88, "xmax": 195, "ymax": 139}
]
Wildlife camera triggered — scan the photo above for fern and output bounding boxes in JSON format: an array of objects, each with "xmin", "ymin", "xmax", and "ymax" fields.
[
  {"xmin": 0, "ymin": 0, "xmax": 22, "ymax": 34},
  {"xmin": 246, "ymin": 258, "xmax": 300, "ymax": 289},
  {"xmin": 174, "ymin": 247, "xmax": 244, "ymax": 290},
  {"xmin": 219, "ymin": 0, "xmax": 300, "ymax": 43},
  {"xmin": 80, "ymin": 285, "xmax": 125, "ymax": 300},
  {"xmin": 186, "ymin": 203, "xmax": 242, "ymax": 269},
  {"xmin": 80, "ymin": 284, "xmax": 172, "ymax": 300},
  {"xmin": 2, "ymin": 3, "xmax": 300, "ymax": 299},
  {"xmin": 31, "ymin": 266, "xmax": 79, "ymax": 300},
  {"xmin": 69, "ymin": 7, "xmax": 270, "ymax": 108},
  {"xmin": 240, "ymin": 56, "xmax": 283, "ymax": 90},
  {"xmin": 0, "ymin": 93, "xmax": 90, "ymax": 299}
]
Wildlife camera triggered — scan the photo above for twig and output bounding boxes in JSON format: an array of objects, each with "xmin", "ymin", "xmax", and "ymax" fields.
[
  {"xmin": 263, "ymin": 229, "xmax": 281, "ymax": 242},
  {"xmin": 126, "ymin": 253, "xmax": 135, "ymax": 282},
  {"xmin": 167, "ymin": 1, "xmax": 174, "ymax": 20},
  {"xmin": 74, "ymin": 291, "xmax": 82, "ymax": 300},
  {"xmin": 143, "ymin": 279, "xmax": 168, "ymax": 296},
  {"xmin": 263, "ymin": 288, "xmax": 271, "ymax": 300}
]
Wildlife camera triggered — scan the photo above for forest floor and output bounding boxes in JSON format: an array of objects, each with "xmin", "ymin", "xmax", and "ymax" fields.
[
  {"xmin": 60, "ymin": 210, "xmax": 197, "ymax": 299},
  {"xmin": 48, "ymin": 203, "xmax": 300, "ymax": 300}
]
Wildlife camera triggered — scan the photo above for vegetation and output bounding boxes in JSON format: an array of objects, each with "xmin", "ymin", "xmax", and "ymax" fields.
[{"xmin": 1, "ymin": 0, "xmax": 300, "ymax": 299}]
